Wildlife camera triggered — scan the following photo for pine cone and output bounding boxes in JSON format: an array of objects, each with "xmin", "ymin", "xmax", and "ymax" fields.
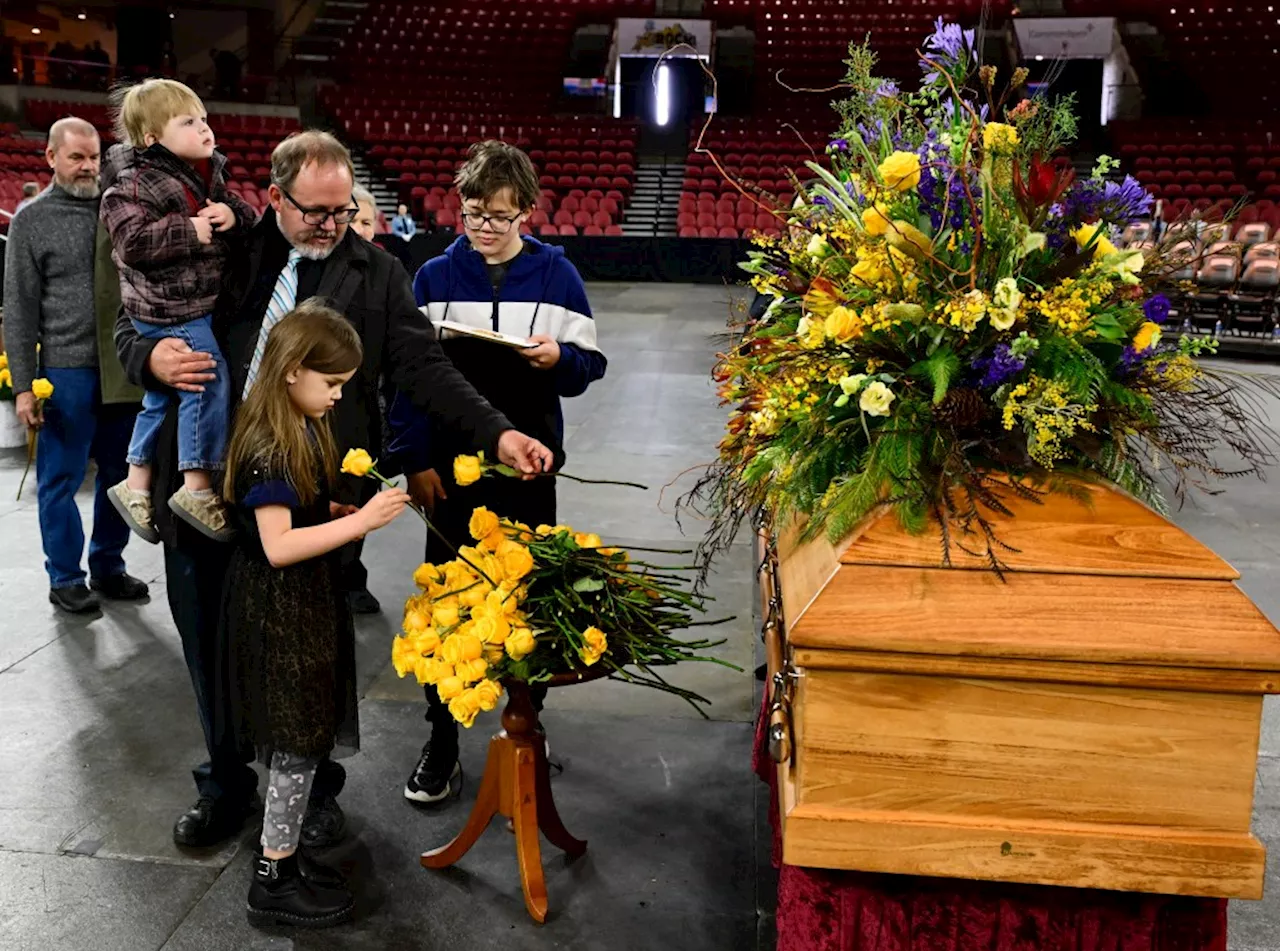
[{"xmin": 933, "ymin": 387, "xmax": 988, "ymax": 430}]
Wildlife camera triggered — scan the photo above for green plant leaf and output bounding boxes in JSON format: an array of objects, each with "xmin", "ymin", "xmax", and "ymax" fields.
[
  {"xmin": 572, "ymin": 577, "xmax": 605, "ymax": 593},
  {"xmin": 909, "ymin": 347, "xmax": 961, "ymax": 404}
]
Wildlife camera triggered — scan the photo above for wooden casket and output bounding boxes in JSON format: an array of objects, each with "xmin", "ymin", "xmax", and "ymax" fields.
[{"xmin": 760, "ymin": 482, "xmax": 1280, "ymax": 899}]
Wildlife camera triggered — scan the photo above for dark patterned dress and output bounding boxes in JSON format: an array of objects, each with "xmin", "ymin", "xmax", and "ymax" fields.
[{"xmin": 220, "ymin": 456, "xmax": 359, "ymax": 761}]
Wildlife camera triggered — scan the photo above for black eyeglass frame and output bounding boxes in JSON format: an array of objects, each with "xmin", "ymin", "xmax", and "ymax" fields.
[
  {"xmin": 460, "ymin": 210, "xmax": 525, "ymax": 234},
  {"xmin": 279, "ymin": 186, "xmax": 360, "ymax": 226}
]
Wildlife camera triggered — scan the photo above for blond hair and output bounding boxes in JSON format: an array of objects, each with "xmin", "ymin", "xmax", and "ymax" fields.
[
  {"xmin": 111, "ymin": 79, "xmax": 205, "ymax": 147},
  {"xmin": 223, "ymin": 299, "xmax": 363, "ymax": 506},
  {"xmin": 270, "ymin": 131, "xmax": 355, "ymax": 191}
]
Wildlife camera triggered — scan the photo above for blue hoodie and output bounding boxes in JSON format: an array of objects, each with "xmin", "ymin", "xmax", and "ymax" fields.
[{"xmin": 388, "ymin": 235, "xmax": 606, "ymax": 474}]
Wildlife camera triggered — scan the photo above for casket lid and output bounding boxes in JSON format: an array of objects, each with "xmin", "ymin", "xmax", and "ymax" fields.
[{"xmin": 776, "ymin": 482, "xmax": 1280, "ymax": 676}]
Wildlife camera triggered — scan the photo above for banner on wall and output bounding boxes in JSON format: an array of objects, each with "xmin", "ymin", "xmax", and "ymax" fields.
[
  {"xmin": 1013, "ymin": 17, "xmax": 1117, "ymax": 60},
  {"xmin": 615, "ymin": 18, "xmax": 713, "ymax": 58}
]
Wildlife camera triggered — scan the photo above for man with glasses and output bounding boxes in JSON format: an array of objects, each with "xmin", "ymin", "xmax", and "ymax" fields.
[
  {"xmin": 388, "ymin": 139, "xmax": 606, "ymax": 805},
  {"xmin": 115, "ymin": 131, "xmax": 553, "ymax": 855}
]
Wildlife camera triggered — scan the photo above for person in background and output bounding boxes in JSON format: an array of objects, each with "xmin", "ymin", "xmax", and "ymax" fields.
[
  {"xmin": 351, "ymin": 184, "xmax": 379, "ymax": 242},
  {"xmin": 2, "ymin": 117, "xmax": 148, "ymax": 614},
  {"xmin": 15, "ymin": 181, "xmax": 40, "ymax": 214},
  {"xmin": 390, "ymin": 202, "xmax": 416, "ymax": 241},
  {"xmin": 390, "ymin": 139, "xmax": 606, "ymax": 804}
]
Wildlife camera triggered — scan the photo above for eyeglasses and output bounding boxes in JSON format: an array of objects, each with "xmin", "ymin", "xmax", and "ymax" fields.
[
  {"xmin": 280, "ymin": 186, "xmax": 359, "ymax": 226},
  {"xmin": 461, "ymin": 211, "xmax": 521, "ymax": 234}
]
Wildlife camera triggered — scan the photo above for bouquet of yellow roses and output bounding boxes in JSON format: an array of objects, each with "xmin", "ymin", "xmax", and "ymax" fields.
[{"xmin": 341, "ymin": 449, "xmax": 734, "ymax": 726}]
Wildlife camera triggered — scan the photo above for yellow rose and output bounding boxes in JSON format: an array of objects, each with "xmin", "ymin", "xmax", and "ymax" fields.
[
  {"xmin": 573, "ymin": 532, "xmax": 603, "ymax": 550},
  {"xmin": 437, "ymin": 675, "xmax": 465, "ymax": 701},
  {"xmin": 448, "ymin": 690, "xmax": 482, "ymax": 728},
  {"xmin": 468, "ymin": 506, "xmax": 500, "ymax": 542},
  {"xmin": 862, "ymin": 204, "xmax": 891, "ymax": 236},
  {"xmin": 419, "ymin": 657, "xmax": 453, "ymax": 685},
  {"xmin": 410, "ymin": 627, "xmax": 441, "ymax": 656},
  {"xmin": 413, "ymin": 562, "xmax": 441, "ymax": 590},
  {"xmin": 859, "ymin": 381, "xmax": 896, "ymax": 417},
  {"xmin": 878, "ymin": 151, "xmax": 921, "ymax": 192},
  {"xmin": 479, "ymin": 527, "xmax": 506, "ymax": 553},
  {"xmin": 456, "ymin": 657, "xmax": 489, "ymax": 684},
  {"xmin": 473, "ymin": 678, "xmax": 503, "ymax": 712},
  {"xmin": 340, "ymin": 448, "xmax": 373, "ymax": 477},
  {"xmin": 442, "ymin": 631, "xmax": 483, "ymax": 665},
  {"xmin": 497, "ymin": 540, "xmax": 535, "ymax": 580},
  {"xmin": 453, "ymin": 453, "xmax": 483, "ymax": 486},
  {"xmin": 851, "ymin": 257, "xmax": 882, "ymax": 287},
  {"xmin": 1133, "ymin": 321, "xmax": 1162, "ymax": 352},
  {"xmin": 392, "ymin": 635, "xmax": 420, "ymax": 678},
  {"xmin": 579, "ymin": 626, "xmax": 609, "ymax": 666},
  {"xmin": 432, "ymin": 599, "xmax": 460, "ymax": 629},
  {"xmin": 458, "ymin": 583, "xmax": 487, "ymax": 608},
  {"xmin": 0, "ymin": 368, "xmax": 11, "ymax": 389},
  {"xmin": 982, "ymin": 122, "xmax": 1019, "ymax": 153},
  {"xmin": 535, "ymin": 524, "xmax": 556, "ymax": 535},
  {"xmin": 471, "ymin": 612, "xmax": 510, "ymax": 645},
  {"xmin": 30, "ymin": 378, "xmax": 54, "ymax": 401},
  {"xmin": 0, "ymin": 353, "xmax": 8, "ymax": 370},
  {"xmin": 403, "ymin": 609, "xmax": 429, "ymax": 634},
  {"xmin": 505, "ymin": 627, "xmax": 537, "ymax": 661},
  {"xmin": 1072, "ymin": 223, "xmax": 1118, "ymax": 258},
  {"xmin": 483, "ymin": 644, "xmax": 505, "ymax": 665},
  {"xmin": 824, "ymin": 306, "xmax": 861, "ymax": 344}
]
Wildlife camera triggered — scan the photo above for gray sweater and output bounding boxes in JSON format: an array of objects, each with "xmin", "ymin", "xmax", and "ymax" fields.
[{"xmin": 2, "ymin": 184, "xmax": 100, "ymax": 395}]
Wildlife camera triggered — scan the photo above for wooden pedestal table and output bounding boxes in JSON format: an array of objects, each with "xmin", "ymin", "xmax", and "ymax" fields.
[{"xmin": 421, "ymin": 672, "xmax": 602, "ymax": 922}]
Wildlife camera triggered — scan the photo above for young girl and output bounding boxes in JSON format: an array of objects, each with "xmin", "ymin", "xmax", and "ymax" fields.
[{"xmin": 220, "ymin": 300, "xmax": 410, "ymax": 928}]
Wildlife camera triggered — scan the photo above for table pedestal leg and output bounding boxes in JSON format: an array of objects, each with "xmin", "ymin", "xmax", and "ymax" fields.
[{"xmin": 421, "ymin": 682, "xmax": 587, "ymax": 923}]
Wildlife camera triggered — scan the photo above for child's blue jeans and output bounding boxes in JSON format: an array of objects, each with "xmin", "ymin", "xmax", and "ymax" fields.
[{"xmin": 127, "ymin": 314, "xmax": 229, "ymax": 473}]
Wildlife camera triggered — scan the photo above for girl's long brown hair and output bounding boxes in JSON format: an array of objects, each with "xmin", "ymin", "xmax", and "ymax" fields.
[{"xmin": 224, "ymin": 299, "xmax": 363, "ymax": 505}]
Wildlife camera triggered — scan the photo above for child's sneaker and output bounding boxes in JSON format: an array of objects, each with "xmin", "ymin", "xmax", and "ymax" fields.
[
  {"xmin": 168, "ymin": 487, "xmax": 234, "ymax": 542},
  {"xmin": 108, "ymin": 481, "xmax": 160, "ymax": 544}
]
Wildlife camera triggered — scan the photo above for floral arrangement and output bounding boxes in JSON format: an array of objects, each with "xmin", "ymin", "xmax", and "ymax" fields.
[
  {"xmin": 686, "ymin": 21, "xmax": 1279, "ymax": 570},
  {"xmin": 341, "ymin": 450, "xmax": 733, "ymax": 727}
]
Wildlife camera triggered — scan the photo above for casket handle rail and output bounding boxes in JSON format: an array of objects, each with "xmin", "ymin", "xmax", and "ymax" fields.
[{"xmin": 760, "ymin": 525, "xmax": 798, "ymax": 764}]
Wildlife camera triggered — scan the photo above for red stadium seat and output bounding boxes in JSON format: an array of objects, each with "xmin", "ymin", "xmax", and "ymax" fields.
[{"xmin": 605, "ymin": 225, "xmax": 623, "ymax": 236}]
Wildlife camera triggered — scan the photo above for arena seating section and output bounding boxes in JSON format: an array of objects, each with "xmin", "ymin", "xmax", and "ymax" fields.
[
  {"xmin": 2, "ymin": 102, "xmax": 300, "ymax": 234},
  {"xmin": 319, "ymin": 0, "xmax": 653, "ymax": 238}
]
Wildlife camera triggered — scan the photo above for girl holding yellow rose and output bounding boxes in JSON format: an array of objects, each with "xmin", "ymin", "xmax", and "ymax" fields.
[{"xmin": 219, "ymin": 303, "xmax": 411, "ymax": 929}]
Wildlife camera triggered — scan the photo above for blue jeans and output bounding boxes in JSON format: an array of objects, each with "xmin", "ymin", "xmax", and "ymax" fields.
[
  {"xmin": 127, "ymin": 315, "xmax": 229, "ymax": 472},
  {"xmin": 36, "ymin": 367, "xmax": 136, "ymax": 588}
]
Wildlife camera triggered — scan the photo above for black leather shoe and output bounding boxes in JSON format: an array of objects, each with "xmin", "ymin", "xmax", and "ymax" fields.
[
  {"xmin": 300, "ymin": 794, "xmax": 346, "ymax": 850},
  {"xmin": 247, "ymin": 853, "xmax": 353, "ymax": 929},
  {"xmin": 173, "ymin": 792, "xmax": 261, "ymax": 848},
  {"xmin": 297, "ymin": 847, "xmax": 346, "ymax": 888},
  {"xmin": 49, "ymin": 584, "xmax": 100, "ymax": 614},
  {"xmin": 90, "ymin": 573, "xmax": 150, "ymax": 601},
  {"xmin": 347, "ymin": 589, "xmax": 381, "ymax": 615}
]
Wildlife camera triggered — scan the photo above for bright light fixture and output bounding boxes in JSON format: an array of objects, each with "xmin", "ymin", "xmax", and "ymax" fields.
[{"xmin": 655, "ymin": 63, "xmax": 671, "ymax": 127}]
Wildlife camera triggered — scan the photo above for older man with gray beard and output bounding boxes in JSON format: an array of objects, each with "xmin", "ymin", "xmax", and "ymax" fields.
[{"xmin": 3, "ymin": 116, "xmax": 148, "ymax": 614}]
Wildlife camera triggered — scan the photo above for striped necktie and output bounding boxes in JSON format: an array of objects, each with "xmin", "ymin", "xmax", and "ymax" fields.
[{"xmin": 243, "ymin": 248, "xmax": 303, "ymax": 398}]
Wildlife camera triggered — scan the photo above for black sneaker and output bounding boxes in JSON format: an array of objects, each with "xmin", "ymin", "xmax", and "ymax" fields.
[
  {"xmin": 404, "ymin": 743, "xmax": 462, "ymax": 804},
  {"xmin": 49, "ymin": 584, "xmax": 100, "ymax": 615},
  {"xmin": 247, "ymin": 853, "xmax": 353, "ymax": 929}
]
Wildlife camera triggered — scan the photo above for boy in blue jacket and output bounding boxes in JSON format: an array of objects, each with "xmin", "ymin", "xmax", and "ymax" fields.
[{"xmin": 389, "ymin": 140, "xmax": 606, "ymax": 804}]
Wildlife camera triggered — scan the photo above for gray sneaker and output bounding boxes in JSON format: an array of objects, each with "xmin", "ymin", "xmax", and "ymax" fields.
[
  {"xmin": 168, "ymin": 487, "xmax": 234, "ymax": 542},
  {"xmin": 107, "ymin": 481, "xmax": 160, "ymax": 544}
]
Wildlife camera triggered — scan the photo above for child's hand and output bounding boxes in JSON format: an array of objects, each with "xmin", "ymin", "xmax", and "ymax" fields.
[
  {"xmin": 199, "ymin": 200, "xmax": 237, "ymax": 232},
  {"xmin": 521, "ymin": 334, "xmax": 561, "ymax": 370},
  {"xmin": 359, "ymin": 488, "xmax": 411, "ymax": 532},
  {"xmin": 189, "ymin": 216, "xmax": 214, "ymax": 245}
]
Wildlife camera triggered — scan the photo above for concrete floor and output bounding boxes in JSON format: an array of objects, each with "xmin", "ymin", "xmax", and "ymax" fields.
[{"xmin": 0, "ymin": 283, "xmax": 1277, "ymax": 950}]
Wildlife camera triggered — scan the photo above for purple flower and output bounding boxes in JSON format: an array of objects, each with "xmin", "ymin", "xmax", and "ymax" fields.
[
  {"xmin": 923, "ymin": 17, "xmax": 975, "ymax": 64},
  {"xmin": 874, "ymin": 80, "xmax": 900, "ymax": 100},
  {"xmin": 971, "ymin": 344, "xmax": 1026, "ymax": 389},
  {"xmin": 1101, "ymin": 175, "xmax": 1154, "ymax": 224},
  {"xmin": 828, "ymin": 138, "xmax": 849, "ymax": 153},
  {"xmin": 1143, "ymin": 294, "xmax": 1171, "ymax": 324}
]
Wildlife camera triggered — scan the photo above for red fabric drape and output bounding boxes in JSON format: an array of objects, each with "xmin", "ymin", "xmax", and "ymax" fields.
[{"xmin": 753, "ymin": 692, "xmax": 1229, "ymax": 951}]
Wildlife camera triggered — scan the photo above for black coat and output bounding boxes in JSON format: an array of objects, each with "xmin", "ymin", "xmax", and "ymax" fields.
[{"xmin": 115, "ymin": 207, "xmax": 512, "ymax": 547}]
